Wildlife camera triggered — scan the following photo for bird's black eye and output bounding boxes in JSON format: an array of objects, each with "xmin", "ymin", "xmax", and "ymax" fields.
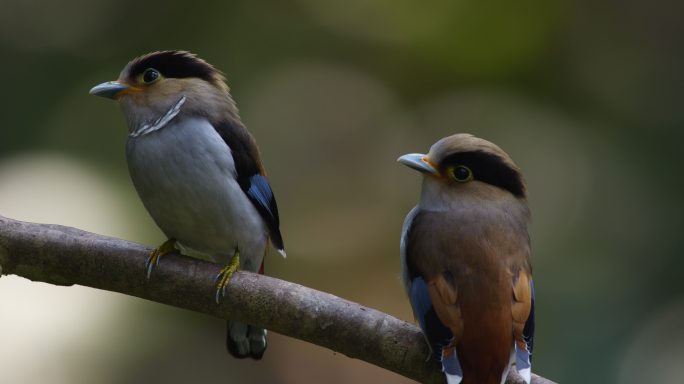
[
  {"xmin": 142, "ymin": 68, "xmax": 160, "ymax": 84},
  {"xmin": 449, "ymin": 165, "xmax": 473, "ymax": 182}
]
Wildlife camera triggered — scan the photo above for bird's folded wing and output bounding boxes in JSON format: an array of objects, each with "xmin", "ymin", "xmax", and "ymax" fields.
[
  {"xmin": 511, "ymin": 269, "xmax": 534, "ymax": 383},
  {"xmin": 246, "ymin": 174, "xmax": 284, "ymax": 251},
  {"xmin": 427, "ymin": 273, "xmax": 464, "ymax": 347},
  {"xmin": 212, "ymin": 119, "xmax": 285, "ymax": 252}
]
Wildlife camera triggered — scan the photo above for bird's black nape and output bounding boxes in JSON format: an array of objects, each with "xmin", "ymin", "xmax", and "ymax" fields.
[{"xmin": 126, "ymin": 51, "xmax": 221, "ymax": 83}]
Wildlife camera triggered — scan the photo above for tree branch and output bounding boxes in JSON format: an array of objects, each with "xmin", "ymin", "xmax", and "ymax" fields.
[{"xmin": 0, "ymin": 215, "xmax": 555, "ymax": 384}]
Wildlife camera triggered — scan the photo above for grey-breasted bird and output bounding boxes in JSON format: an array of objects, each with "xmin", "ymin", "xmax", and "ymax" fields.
[
  {"xmin": 90, "ymin": 50, "xmax": 285, "ymax": 359},
  {"xmin": 398, "ymin": 134, "xmax": 534, "ymax": 384}
]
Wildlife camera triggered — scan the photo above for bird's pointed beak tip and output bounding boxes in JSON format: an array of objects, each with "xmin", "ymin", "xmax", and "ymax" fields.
[
  {"xmin": 89, "ymin": 81, "xmax": 128, "ymax": 99},
  {"xmin": 398, "ymin": 153, "xmax": 438, "ymax": 174}
]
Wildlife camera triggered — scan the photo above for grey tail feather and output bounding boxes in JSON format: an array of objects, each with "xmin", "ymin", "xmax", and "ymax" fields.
[{"xmin": 226, "ymin": 320, "xmax": 267, "ymax": 360}]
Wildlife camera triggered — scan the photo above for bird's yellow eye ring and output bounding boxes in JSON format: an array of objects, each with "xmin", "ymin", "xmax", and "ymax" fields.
[
  {"xmin": 142, "ymin": 68, "xmax": 161, "ymax": 84},
  {"xmin": 448, "ymin": 165, "xmax": 473, "ymax": 182}
]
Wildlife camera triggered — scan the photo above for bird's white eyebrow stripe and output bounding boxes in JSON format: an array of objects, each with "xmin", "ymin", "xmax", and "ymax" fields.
[{"xmin": 130, "ymin": 96, "xmax": 186, "ymax": 138}]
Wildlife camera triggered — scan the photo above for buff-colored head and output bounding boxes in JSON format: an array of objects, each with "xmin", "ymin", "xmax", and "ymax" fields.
[
  {"xmin": 90, "ymin": 51, "xmax": 237, "ymax": 131},
  {"xmin": 398, "ymin": 133, "xmax": 527, "ymax": 210}
]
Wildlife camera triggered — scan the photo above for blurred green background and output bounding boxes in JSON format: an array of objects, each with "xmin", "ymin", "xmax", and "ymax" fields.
[{"xmin": 1, "ymin": 0, "xmax": 682, "ymax": 383}]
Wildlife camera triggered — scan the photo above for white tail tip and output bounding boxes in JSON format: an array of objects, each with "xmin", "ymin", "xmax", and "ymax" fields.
[
  {"xmin": 278, "ymin": 249, "xmax": 287, "ymax": 258},
  {"xmin": 445, "ymin": 373, "xmax": 462, "ymax": 384},
  {"xmin": 518, "ymin": 367, "xmax": 531, "ymax": 384}
]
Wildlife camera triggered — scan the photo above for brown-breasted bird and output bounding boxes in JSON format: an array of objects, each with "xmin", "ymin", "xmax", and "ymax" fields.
[
  {"xmin": 398, "ymin": 134, "xmax": 534, "ymax": 384},
  {"xmin": 89, "ymin": 50, "xmax": 285, "ymax": 359}
]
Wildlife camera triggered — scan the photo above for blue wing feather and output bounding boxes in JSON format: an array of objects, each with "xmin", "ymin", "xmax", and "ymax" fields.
[
  {"xmin": 409, "ymin": 277, "xmax": 462, "ymax": 381},
  {"xmin": 409, "ymin": 277, "xmax": 432, "ymax": 333},
  {"xmin": 211, "ymin": 119, "xmax": 284, "ymax": 252},
  {"xmin": 246, "ymin": 174, "xmax": 284, "ymax": 251}
]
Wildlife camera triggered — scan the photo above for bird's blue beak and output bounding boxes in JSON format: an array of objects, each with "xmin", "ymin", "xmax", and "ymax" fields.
[
  {"xmin": 398, "ymin": 153, "xmax": 438, "ymax": 175},
  {"xmin": 89, "ymin": 81, "xmax": 129, "ymax": 99}
]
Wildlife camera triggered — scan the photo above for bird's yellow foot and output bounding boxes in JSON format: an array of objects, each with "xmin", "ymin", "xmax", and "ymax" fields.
[
  {"xmin": 146, "ymin": 238, "xmax": 177, "ymax": 279},
  {"xmin": 215, "ymin": 249, "xmax": 240, "ymax": 304}
]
